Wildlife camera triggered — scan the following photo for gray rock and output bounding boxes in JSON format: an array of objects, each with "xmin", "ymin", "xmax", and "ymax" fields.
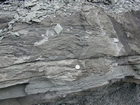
[
  {"xmin": 0, "ymin": 84, "xmax": 27, "ymax": 100},
  {"xmin": 0, "ymin": 1, "xmax": 140, "ymax": 105},
  {"xmin": 24, "ymin": 1, "xmax": 36, "ymax": 8},
  {"xmin": 54, "ymin": 24, "xmax": 63, "ymax": 34},
  {"xmin": 31, "ymin": 4, "xmax": 41, "ymax": 11}
]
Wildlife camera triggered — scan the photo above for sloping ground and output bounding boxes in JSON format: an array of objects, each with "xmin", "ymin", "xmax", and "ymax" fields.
[
  {"xmin": 0, "ymin": 0, "xmax": 140, "ymax": 105},
  {"xmin": 38, "ymin": 82, "xmax": 140, "ymax": 105}
]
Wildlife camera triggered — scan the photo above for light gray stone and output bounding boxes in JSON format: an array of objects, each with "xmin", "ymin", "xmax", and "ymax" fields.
[
  {"xmin": 54, "ymin": 24, "xmax": 63, "ymax": 34},
  {"xmin": 31, "ymin": 4, "xmax": 41, "ymax": 11},
  {"xmin": 32, "ymin": 18, "xmax": 42, "ymax": 23}
]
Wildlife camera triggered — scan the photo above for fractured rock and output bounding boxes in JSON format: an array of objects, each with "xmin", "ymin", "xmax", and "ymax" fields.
[{"xmin": 0, "ymin": 1, "xmax": 140, "ymax": 105}]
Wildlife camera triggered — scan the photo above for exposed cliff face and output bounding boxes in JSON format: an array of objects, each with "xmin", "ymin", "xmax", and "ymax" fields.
[{"xmin": 0, "ymin": 0, "xmax": 140, "ymax": 105}]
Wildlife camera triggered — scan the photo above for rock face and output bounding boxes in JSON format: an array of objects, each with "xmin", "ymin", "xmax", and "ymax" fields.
[{"xmin": 0, "ymin": 0, "xmax": 140, "ymax": 105}]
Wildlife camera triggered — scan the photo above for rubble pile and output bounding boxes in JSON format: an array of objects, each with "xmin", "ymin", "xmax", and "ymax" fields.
[{"xmin": 0, "ymin": 0, "xmax": 140, "ymax": 29}]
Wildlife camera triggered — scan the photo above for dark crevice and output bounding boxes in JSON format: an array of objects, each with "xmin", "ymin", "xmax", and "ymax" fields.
[{"xmin": 108, "ymin": 15, "xmax": 136, "ymax": 55}]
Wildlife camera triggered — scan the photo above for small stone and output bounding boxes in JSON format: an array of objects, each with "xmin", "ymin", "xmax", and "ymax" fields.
[
  {"xmin": 32, "ymin": 18, "xmax": 41, "ymax": 23},
  {"xmin": 114, "ymin": 38, "xmax": 119, "ymax": 43},
  {"xmin": 54, "ymin": 24, "xmax": 63, "ymax": 34},
  {"xmin": 24, "ymin": 12, "xmax": 36, "ymax": 23},
  {"xmin": 14, "ymin": 32, "xmax": 20, "ymax": 36},
  {"xmin": 24, "ymin": 1, "xmax": 36, "ymax": 8},
  {"xmin": 75, "ymin": 65, "xmax": 80, "ymax": 70},
  {"xmin": 31, "ymin": 4, "xmax": 41, "ymax": 11}
]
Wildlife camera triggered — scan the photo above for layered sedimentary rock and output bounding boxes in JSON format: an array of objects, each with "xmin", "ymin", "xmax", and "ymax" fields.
[{"xmin": 0, "ymin": 0, "xmax": 140, "ymax": 105}]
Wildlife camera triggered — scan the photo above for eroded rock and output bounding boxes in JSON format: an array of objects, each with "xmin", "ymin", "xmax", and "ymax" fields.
[{"xmin": 0, "ymin": 0, "xmax": 140, "ymax": 105}]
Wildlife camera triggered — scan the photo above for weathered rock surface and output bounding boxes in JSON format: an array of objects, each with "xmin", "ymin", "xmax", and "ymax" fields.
[{"xmin": 0, "ymin": 0, "xmax": 140, "ymax": 105}]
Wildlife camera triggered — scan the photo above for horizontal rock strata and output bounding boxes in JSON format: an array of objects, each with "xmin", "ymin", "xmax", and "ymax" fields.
[{"xmin": 0, "ymin": 0, "xmax": 140, "ymax": 105}]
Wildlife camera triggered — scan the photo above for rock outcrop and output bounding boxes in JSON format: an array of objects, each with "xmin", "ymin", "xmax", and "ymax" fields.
[{"xmin": 0, "ymin": 0, "xmax": 140, "ymax": 105}]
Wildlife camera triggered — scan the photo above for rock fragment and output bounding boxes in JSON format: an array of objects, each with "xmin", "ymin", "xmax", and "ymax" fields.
[
  {"xmin": 14, "ymin": 32, "xmax": 19, "ymax": 36},
  {"xmin": 31, "ymin": 4, "xmax": 41, "ymax": 11},
  {"xmin": 24, "ymin": 1, "xmax": 36, "ymax": 8},
  {"xmin": 32, "ymin": 18, "xmax": 41, "ymax": 23},
  {"xmin": 114, "ymin": 38, "xmax": 119, "ymax": 43},
  {"xmin": 54, "ymin": 24, "xmax": 63, "ymax": 34},
  {"xmin": 23, "ymin": 11, "xmax": 36, "ymax": 23}
]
